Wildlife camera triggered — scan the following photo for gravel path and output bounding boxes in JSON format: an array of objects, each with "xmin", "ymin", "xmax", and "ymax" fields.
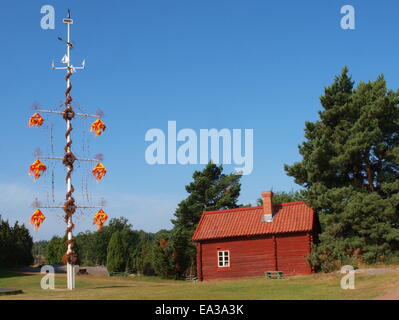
[
  {"xmin": 353, "ymin": 268, "xmax": 399, "ymax": 300},
  {"xmin": 19, "ymin": 264, "xmax": 108, "ymax": 275},
  {"xmin": 354, "ymin": 268, "xmax": 399, "ymax": 275}
]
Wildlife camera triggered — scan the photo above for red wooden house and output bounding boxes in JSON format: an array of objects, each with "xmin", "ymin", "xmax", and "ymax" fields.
[{"xmin": 192, "ymin": 191, "xmax": 320, "ymax": 281}]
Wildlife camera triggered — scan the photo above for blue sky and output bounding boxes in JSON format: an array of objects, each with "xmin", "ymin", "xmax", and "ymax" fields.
[{"xmin": 1, "ymin": 0, "xmax": 399, "ymax": 240}]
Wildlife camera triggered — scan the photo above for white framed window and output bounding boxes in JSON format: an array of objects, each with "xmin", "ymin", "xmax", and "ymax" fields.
[{"xmin": 218, "ymin": 250, "xmax": 230, "ymax": 267}]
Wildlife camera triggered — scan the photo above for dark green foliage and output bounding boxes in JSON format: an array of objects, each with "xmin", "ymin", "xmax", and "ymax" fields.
[
  {"xmin": 134, "ymin": 241, "xmax": 157, "ymax": 276},
  {"xmin": 106, "ymin": 232, "xmax": 127, "ymax": 273},
  {"xmin": 257, "ymin": 190, "xmax": 306, "ymax": 206},
  {"xmin": 74, "ymin": 217, "xmax": 144, "ymax": 267},
  {"xmin": 0, "ymin": 216, "xmax": 33, "ymax": 268},
  {"xmin": 165, "ymin": 162, "xmax": 242, "ymax": 278},
  {"xmin": 151, "ymin": 230, "xmax": 176, "ymax": 278},
  {"xmin": 127, "ymin": 230, "xmax": 156, "ymax": 275},
  {"xmin": 46, "ymin": 236, "xmax": 66, "ymax": 264},
  {"xmin": 32, "ymin": 240, "xmax": 48, "ymax": 265},
  {"xmin": 285, "ymin": 67, "xmax": 399, "ymax": 271}
]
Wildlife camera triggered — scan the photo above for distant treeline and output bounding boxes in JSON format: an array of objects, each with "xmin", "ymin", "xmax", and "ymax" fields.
[
  {"xmin": 0, "ymin": 216, "xmax": 33, "ymax": 268},
  {"xmin": 43, "ymin": 217, "xmax": 171, "ymax": 276}
]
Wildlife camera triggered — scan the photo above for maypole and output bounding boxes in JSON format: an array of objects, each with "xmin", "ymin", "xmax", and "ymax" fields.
[
  {"xmin": 28, "ymin": 10, "xmax": 108, "ymax": 290},
  {"xmin": 62, "ymin": 12, "xmax": 78, "ymax": 290}
]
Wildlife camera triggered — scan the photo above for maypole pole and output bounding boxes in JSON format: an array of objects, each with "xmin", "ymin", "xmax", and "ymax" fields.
[
  {"xmin": 28, "ymin": 9, "xmax": 108, "ymax": 291},
  {"xmin": 64, "ymin": 14, "xmax": 76, "ymax": 291},
  {"xmin": 58, "ymin": 11, "xmax": 80, "ymax": 290}
]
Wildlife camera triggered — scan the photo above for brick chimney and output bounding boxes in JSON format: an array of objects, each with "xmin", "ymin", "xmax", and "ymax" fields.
[{"xmin": 261, "ymin": 191, "xmax": 273, "ymax": 222}]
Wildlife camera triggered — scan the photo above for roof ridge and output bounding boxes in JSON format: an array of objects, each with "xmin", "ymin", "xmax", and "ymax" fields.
[
  {"xmin": 203, "ymin": 201, "xmax": 306, "ymax": 215},
  {"xmin": 279, "ymin": 201, "xmax": 306, "ymax": 206},
  {"xmin": 203, "ymin": 205, "xmax": 262, "ymax": 215}
]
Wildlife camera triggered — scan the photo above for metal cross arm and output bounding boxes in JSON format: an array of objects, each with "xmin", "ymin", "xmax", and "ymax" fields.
[
  {"xmin": 36, "ymin": 109, "xmax": 101, "ymax": 119},
  {"xmin": 37, "ymin": 156, "xmax": 101, "ymax": 163},
  {"xmin": 51, "ymin": 62, "xmax": 86, "ymax": 71},
  {"xmin": 34, "ymin": 205, "xmax": 103, "ymax": 209}
]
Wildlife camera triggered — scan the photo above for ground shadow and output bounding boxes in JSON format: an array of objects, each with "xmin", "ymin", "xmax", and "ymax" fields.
[
  {"xmin": 92, "ymin": 285, "xmax": 131, "ymax": 289},
  {"xmin": 19, "ymin": 264, "xmax": 67, "ymax": 274},
  {"xmin": 0, "ymin": 270, "xmax": 36, "ymax": 279}
]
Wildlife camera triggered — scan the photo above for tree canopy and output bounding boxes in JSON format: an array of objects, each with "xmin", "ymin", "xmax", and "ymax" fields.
[
  {"xmin": 106, "ymin": 232, "xmax": 127, "ymax": 273},
  {"xmin": 285, "ymin": 67, "xmax": 399, "ymax": 271},
  {"xmin": 0, "ymin": 216, "xmax": 33, "ymax": 268},
  {"xmin": 257, "ymin": 190, "xmax": 305, "ymax": 206}
]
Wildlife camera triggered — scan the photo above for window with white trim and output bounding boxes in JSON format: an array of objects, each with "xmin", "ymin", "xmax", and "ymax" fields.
[{"xmin": 218, "ymin": 250, "xmax": 230, "ymax": 267}]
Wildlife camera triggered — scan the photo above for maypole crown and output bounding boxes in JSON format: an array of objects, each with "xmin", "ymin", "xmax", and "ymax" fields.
[{"xmin": 63, "ymin": 9, "xmax": 73, "ymax": 24}]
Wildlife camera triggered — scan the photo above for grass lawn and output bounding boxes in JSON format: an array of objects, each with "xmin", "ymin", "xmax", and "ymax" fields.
[{"xmin": 1, "ymin": 269, "xmax": 399, "ymax": 300}]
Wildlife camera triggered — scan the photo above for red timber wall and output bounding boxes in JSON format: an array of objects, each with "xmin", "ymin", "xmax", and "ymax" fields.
[
  {"xmin": 197, "ymin": 232, "xmax": 312, "ymax": 281},
  {"xmin": 276, "ymin": 233, "xmax": 312, "ymax": 275}
]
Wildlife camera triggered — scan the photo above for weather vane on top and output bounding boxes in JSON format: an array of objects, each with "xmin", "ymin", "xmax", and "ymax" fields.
[{"xmin": 28, "ymin": 9, "xmax": 109, "ymax": 290}]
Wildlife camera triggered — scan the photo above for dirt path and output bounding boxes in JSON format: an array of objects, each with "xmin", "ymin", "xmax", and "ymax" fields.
[
  {"xmin": 374, "ymin": 287, "xmax": 399, "ymax": 300},
  {"xmin": 338, "ymin": 267, "xmax": 399, "ymax": 300},
  {"xmin": 358, "ymin": 268, "xmax": 399, "ymax": 300}
]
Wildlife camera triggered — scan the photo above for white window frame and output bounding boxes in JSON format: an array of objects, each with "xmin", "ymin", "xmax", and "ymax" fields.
[{"xmin": 218, "ymin": 250, "xmax": 230, "ymax": 267}]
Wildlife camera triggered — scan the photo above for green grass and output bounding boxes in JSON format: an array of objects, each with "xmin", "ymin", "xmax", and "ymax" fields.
[{"xmin": 0, "ymin": 269, "xmax": 398, "ymax": 300}]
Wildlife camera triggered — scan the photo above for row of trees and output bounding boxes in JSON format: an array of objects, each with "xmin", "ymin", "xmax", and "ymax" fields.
[
  {"xmin": 45, "ymin": 217, "xmax": 158, "ymax": 274},
  {"xmin": 0, "ymin": 216, "xmax": 33, "ymax": 268}
]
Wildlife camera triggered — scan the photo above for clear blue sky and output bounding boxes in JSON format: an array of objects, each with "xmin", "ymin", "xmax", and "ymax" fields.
[{"xmin": 1, "ymin": 0, "xmax": 399, "ymax": 240}]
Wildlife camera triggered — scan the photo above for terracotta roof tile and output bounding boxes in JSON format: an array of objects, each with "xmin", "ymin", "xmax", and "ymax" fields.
[{"xmin": 192, "ymin": 201, "xmax": 314, "ymax": 241}]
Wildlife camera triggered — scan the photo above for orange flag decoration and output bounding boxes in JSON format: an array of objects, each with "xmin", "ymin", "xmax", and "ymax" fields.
[
  {"xmin": 93, "ymin": 209, "xmax": 108, "ymax": 231},
  {"xmin": 30, "ymin": 209, "xmax": 46, "ymax": 230},
  {"xmin": 29, "ymin": 160, "xmax": 47, "ymax": 180},
  {"xmin": 92, "ymin": 163, "xmax": 106, "ymax": 181},
  {"xmin": 90, "ymin": 119, "xmax": 106, "ymax": 136},
  {"xmin": 28, "ymin": 113, "xmax": 44, "ymax": 127}
]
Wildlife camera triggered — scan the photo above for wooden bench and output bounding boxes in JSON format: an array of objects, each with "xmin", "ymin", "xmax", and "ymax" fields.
[
  {"xmin": 265, "ymin": 271, "xmax": 283, "ymax": 279},
  {"xmin": 77, "ymin": 268, "xmax": 88, "ymax": 275},
  {"xmin": 185, "ymin": 275, "xmax": 198, "ymax": 283}
]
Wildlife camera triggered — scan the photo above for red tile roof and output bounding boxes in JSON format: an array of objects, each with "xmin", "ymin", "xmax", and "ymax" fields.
[{"xmin": 192, "ymin": 201, "xmax": 315, "ymax": 241}]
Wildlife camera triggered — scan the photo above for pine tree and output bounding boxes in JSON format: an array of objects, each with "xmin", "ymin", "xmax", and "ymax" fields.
[
  {"xmin": 285, "ymin": 67, "xmax": 399, "ymax": 271},
  {"xmin": 106, "ymin": 232, "xmax": 127, "ymax": 273},
  {"xmin": 169, "ymin": 162, "xmax": 242, "ymax": 278},
  {"xmin": 46, "ymin": 236, "xmax": 66, "ymax": 264},
  {"xmin": 257, "ymin": 190, "xmax": 306, "ymax": 205},
  {"xmin": 0, "ymin": 216, "xmax": 33, "ymax": 268}
]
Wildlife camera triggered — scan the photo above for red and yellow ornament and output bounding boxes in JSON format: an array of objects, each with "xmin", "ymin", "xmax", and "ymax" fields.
[
  {"xmin": 92, "ymin": 162, "xmax": 106, "ymax": 181},
  {"xmin": 93, "ymin": 209, "xmax": 108, "ymax": 231},
  {"xmin": 28, "ymin": 113, "xmax": 44, "ymax": 127},
  {"xmin": 30, "ymin": 209, "xmax": 46, "ymax": 230},
  {"xmin": 90, "ymin": 119, "xmax": 106, "ymax": 136},
  {"xmin": 29, "ymin": 160, "xmax": 47, "ymax": 180}
]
